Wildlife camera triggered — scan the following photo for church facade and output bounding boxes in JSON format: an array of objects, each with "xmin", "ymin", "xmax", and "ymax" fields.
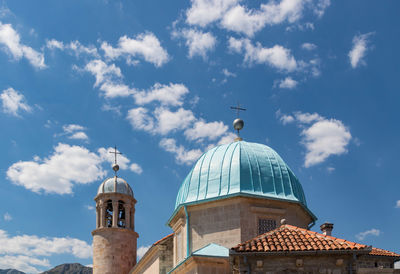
[{"xmin": 91, "ymin": 129, "xmax": 400, "ymax": 273}]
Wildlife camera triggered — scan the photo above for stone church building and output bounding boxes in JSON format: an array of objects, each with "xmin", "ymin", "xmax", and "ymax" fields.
[{"xmin": 91, "ymin": 120, "xmax": 400, "ymax": 274}]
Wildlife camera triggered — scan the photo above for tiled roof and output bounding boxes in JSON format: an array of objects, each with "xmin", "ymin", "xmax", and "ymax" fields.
[
  {"xmin": 370, "ymin": 247, "xmax": 400, "ymax": 257},
  {"xmin": 153, "ymin": 233, "xmax": 174, "ymax": 246},
  {"xmin": 232, "ymin": 225, "xmax": 400, "ymax": 258}
]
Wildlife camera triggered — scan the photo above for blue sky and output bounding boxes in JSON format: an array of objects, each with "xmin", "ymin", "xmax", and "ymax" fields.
[{"xmin": 0, "ymin": 0, "xmax": 399, "ymax": 272}]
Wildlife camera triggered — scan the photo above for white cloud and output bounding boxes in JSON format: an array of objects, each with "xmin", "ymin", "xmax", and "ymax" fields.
[
  {"xmin": 228, "ymin": 37, "xmax": 297, "ymax": 72},
  {"xmin": 279, "ymin": 114, "xmax": 295, "ymax": 125},
  {"xmin": 302, "ymin": 119, "xmax": 351, "ymax": 167},
  {"xmin": 101, "ymin": 33, "xmax": 169, "ymax": 67},
  {"xmin": 278, "ymin": 111, "xmax": 351, "ymax": 167},
  {"xmin": 46, "ymin": 39, "xmax": 98, "ymax": 57},
  {"xmin": 326, "ymin": 166, "xmax": 335, "ymax": 173},
  {"xmin": 221, "ymin": 0, "xmax": 304, "ymax": 36},
  {"xmin": 294, "ymin": 111, "xmax": 323, "ymax": 124},
  {"xmin": 85, "ymin": 205, "xmax": 95, "ymax": 211},
  {"xmin": 0, "ymin": 22, "xmax": 45, "ymax": 68},
  {"xmin": 7, "ymin": 143, "xmax": 106, "ymax": 194},
  {"xmin": 0, "ymin": 87, "xmax": 31, "ymax": 116},
  {"xmin": 62, "ymin": 124, "xmax": 85, "ymax": 134},
  {"xmin": 137, "ymin": 245, "xmax": 151, "ymax": 260},
  {"xmin": 7, "ymin": 144, "xmax": 141, "ymax": 194},
  {"xmin": 126, "ymin": 107, "xmax": 155, "ymax": 132},
  {"xmin": 186, "ymin": 0, "xmax": 239, "ymax": 27},
  {"xmin": 395, "ymin": 200, "xmax": 400, "ymax": 208},
  {"xmin": 3, "ymin": 212, "xmax": 12, "ymax": 221},
  {"xmin": 60, "ymin": 124, "xmax": 89, "ymax": 141},
  {"xmin": 0, "ymin": 229, "xmax": 91, "ymax": 273},
  {"xmin": 159, "ymin": 138, "xmax": 203, "ymax": 165},
  {"xmin": 99, "ymin": 81, "xmax": 134, "ymax": 98},
  {"xmin": 85, "ymin": 59, "xmax": 122, "ymax": 87},
  {"xmin": 134, "ymin": 83, "xmax": 189, "ymax": 106},
  {"xmin": 175, "ymin": 29, "xmax": 217, "ymax": 59},
  {"xmin": 84, "ymin": 59, "xmax": 133, "ymax": 98},
  {"xmin": 154, "ymin": 107, "xmax": 196, "ymax": 135},
  {"xmin": 127, "ymin": 107, "xmax": 196, "ymax": 135},
  {"xmin": 313, "ymin": 0, "xmax": 331, "ymax": 18},
  {"xmin": 356, "ymin": 228, "xmax": 380, "ymax": 241},
  {"xmin": 69, "ymin": 132, "xmax": 89, "ymax": 141},
  {"xmin": 277, "ymin": 77, "xmax": 298, "ymax": 89},
  {"xmin": 217, "ymin": 132, "xmax": 236, "ymax": 145},
  {"xmin": 222, "ymin": 68, "xmax": 236, "ymax": 77},
  {"xmin": 46, "ymin": 39, "xmax": 64, "ymax": 50},
  {"xmin": 185, "ymin": 0, "xmax": 329, "ymax": 36},
  {"xmin": 184, "ymin": 120, "xmax": 228, "ymax": 142},
  {"xmin": 130, "ymin": 163, "xmax": 143, "ymax": 174},
  {"xmin": 301, "ymin": 42, "xmax": 317, "ymax": 50},
  {"xmin": 348, "ymin": 32, "xmax": 374, "ymax": 69}
]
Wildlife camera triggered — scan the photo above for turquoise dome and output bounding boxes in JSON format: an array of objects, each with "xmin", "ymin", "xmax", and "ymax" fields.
[{"xmin": 174, "ymin": 141, "xmax": 311, "ymax": 213}]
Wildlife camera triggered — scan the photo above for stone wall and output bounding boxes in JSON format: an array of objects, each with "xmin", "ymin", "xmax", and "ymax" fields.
[
  {"xmin": 92, "ymin": 228, "xmax": 138, "ymax": 274},
  {"xmin": 187, "ymin": 197, "xmax": 313, "ymax": 253},
  {"xmin": 231, "ymin": 254, "xmax": 400, "ymax": 274},
  {"xmin": 232, "ymin": 254, "xmax": 351, "ymax": 274}
]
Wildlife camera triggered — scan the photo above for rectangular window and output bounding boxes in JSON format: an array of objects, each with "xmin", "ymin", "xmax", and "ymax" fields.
[{"xmin": 258, "ymin": 219, "xmax": 276, "ymax": 235}]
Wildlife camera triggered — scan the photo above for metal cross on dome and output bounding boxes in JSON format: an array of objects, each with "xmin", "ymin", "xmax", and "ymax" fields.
[
  {"xmin": 230, "ymin": 102, "xmax": 246, "ymax": 118},
  {"xmin": 109, "ymin": 145, "xmax": 122, "ymax": 175}
]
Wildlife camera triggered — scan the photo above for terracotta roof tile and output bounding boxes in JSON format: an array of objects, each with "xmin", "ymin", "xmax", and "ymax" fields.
[
  {"xmin": 152, "ymin": 233, "xmax": 174, "ymax": 246},
  {"xmin": 231, "ymin": 225, "xmax": 400, "ymax": 258},
  {"xmin": 370, "ymin": 247, "xmax": 400, "ymax": 257}
]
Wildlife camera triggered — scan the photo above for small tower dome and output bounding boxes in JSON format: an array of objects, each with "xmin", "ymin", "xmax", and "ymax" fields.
[{"xmin": 97, "ymin": 176, "xmax": 133, "ymax": 197}]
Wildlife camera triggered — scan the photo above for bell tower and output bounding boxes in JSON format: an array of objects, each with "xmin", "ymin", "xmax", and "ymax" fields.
[{"xmin": 92, "ymin": 147, "xmax": 139, "ymax": 274}]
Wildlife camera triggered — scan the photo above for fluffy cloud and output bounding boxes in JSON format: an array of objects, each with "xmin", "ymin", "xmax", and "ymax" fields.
[
  {"xmin": 134, "ymin": 83, "xmax": 189, "ymax": 106},
  {"xmin": 84, "ymin": 59, "xmax": 122, "ymax": 87},
  {"xmin": 185, "ymin": 0, "xmax": 330, "ymax": 36},
  {"xmin": 186, "ymin": 0, "xmax": 239, "ymax": 27},
  {"xmin": 61, "ymin": 124, "xmax": 89, "ymax": 141},
  {"xmin": 0, "ymin": 229, "xmax": 91, "ymax": 273},
  {"xmin": 154, "ymin": 107, "xmax": 196, "ymax": 135},
  {"xmin": 184, "ymin": 120, "xmax": 228, "ymax": 142},
  {"xmin": 101, "ymin": 33, "xmax": 169, "ymax": 67},
  {"xmin": 127, "ymin": 107, "xmax": 196, "ymax": 135},
  {"xmin": 276, "ymin": 77, "xmax": 298, "ymax": 89},
  {"xmin": 222, "ymin": 68, "xmax": 236, "ymax": 77},
  {"xmin": 130, "ymin": 163, "xmax": 143, "ymax": 174},
  {"xmin": 395, "ymin": 200, "xmax": 400, "ymax": 208},
  {"xmin": 356, "ymin": 228, "xmax": 380, "ymax": 241},
  {"xmin": 159, "ymin": 138, "xmax": 203, "ymax": 165},
  {"xmin": 228, "ymin": 37, "xmax": 297, "ymax": 72},
  {"xmin": 174, "ymin": 29, "xmax": 217, "ymax": 59},
  {"xmin": 302, "ymin": 119, "xmax": 351, "ymax": 167},
  {"xmin": 137, "ymin": 245, "xmax": 151, "ymax": 260},
  {"xmin": 0, "ymin": 22, "xmax": 45, "ymax": 68},
  {"xmin": 46, "ymin": 39, "xmax": 98, "ymax": 57},
  {"xmin": 7, "ymin": 143, "xmax": 106, "ymax": 194},
  {"xmin": 7, "ymin": 143, "xmax": 143, "ymax": 194},
  {"xmin": 0, "ymin": 87, "xmax": 31, "ymax": 117},
  {"xmin": 84, "ymin": 59, "xmax": 133, "ymax": 98},
  {"xmin": 278, "ymin": 111, "xmax": 352, "ymax": 167},
  {"xmin": 3, "ymin": 213, "xmax": 12, "ymax": 221},
  {"xmin": 126, "ymin": 107, "xmax": 155, "ymax": 132},
  {"xmin": 301, "ymin": 42, "xmax": 317, "ymax": 50},
  {"xmin": 349, "ymin": 32, "xmax": 374, "ymax": 68}
]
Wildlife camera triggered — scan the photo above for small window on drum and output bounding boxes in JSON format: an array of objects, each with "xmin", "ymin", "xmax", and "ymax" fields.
[{"xmin": 258, "ymin": 219, "xmax": 276, "ymax": 235}]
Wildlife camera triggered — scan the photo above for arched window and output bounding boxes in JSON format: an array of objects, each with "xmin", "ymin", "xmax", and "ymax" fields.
[
  {"xmin": 105, "ymin": 200, "xmax": 113, "ymax": 227},
  {"xmin": 117, "ymin": 200, "xmax": 125, "ymax": 228}
]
